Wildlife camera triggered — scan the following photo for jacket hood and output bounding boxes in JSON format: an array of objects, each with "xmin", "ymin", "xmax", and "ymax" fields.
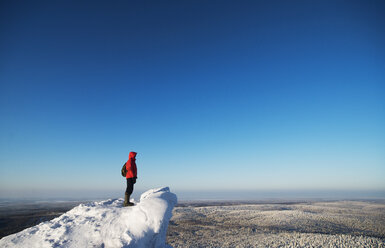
[{"xmin": 129, "ymin": 152, "xmax": 137, "ymax": 160}]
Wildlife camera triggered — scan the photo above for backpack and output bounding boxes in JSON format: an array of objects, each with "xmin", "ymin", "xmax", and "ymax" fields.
[{"xmin": 121, "ymin": 163, "xmax": 127, "ymax": 177}]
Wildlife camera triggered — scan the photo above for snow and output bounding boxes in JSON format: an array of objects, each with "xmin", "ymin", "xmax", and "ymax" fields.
[
  {"xmin": 0, "ymin": 187, "xmax": 177, "ymax": 248},
  {"xmin": 168, "ymin": 201, "xmax": 385, "ymax": 247}
]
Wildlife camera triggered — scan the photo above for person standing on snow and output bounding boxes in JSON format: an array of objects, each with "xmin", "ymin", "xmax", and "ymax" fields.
[{"xmin": 124, "ymin": 151, "xmax": 137, "ymax": 207}]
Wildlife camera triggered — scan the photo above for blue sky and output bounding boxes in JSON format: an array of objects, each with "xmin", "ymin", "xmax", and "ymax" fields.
[{"xmin": 1, "ymin": 0, "xmax": 384, "ymax": 199}]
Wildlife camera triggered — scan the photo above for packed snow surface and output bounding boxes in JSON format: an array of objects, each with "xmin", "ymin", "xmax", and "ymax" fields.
[{"xmin": 0, "ymin": 187, "xmax": 177, "ymax": 248}]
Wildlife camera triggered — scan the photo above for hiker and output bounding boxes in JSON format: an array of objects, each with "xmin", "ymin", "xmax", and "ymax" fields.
[{"xmin": 124, "ymin": 151, "xmax": 137, "ymax": 206}]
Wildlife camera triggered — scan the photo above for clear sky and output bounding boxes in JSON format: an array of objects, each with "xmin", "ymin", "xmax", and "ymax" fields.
[{"xmin": 1, "ymin": 0, "xmax": 384, "ymax": 199}]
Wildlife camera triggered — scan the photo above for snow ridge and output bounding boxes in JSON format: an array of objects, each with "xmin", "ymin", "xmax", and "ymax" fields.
[{"xmin": 0, "ymin": 187, "xmax": 177, "ymax": 248}]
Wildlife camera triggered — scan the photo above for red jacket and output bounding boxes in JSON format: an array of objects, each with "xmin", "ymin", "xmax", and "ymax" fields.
[{"xmin": 125, "ymin": 152, "xmax": 137, "ymax": 179}]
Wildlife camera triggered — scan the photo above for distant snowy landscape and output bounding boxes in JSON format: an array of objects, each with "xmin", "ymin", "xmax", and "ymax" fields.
[
  {"xmin": 167, "ymin": 200, "xmax": 385, "ymax": 247},
  {"xmin": 0, "ymin": 187, "xmax": 177, "ymax": 248},
  {"xmin": 1, "ymin": 189, "xmax": 385, "ymax": 248}
]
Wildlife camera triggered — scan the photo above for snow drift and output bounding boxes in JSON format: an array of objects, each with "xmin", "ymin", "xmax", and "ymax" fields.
[{"xmin": 0, "ymin": 187, "xmax": 177, "ymax": 248}]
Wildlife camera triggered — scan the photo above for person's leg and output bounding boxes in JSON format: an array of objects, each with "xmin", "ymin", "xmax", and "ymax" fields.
[
  {"xmin": 125, "ymin": 178, "xmax": 133, "ymax": 195},
  {"xmin": 124, "ymin": 178, "xmax": 134, "ymax": 206}
]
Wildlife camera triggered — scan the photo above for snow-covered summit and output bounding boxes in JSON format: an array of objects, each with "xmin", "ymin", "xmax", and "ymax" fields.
[{"xmin": 0, "ymin": 187, "xmax": 177, "ymax": 248}]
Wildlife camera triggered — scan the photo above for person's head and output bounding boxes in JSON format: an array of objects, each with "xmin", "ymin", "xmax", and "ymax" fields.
[{"xmin": 129, "ymin": 151, "xmax": 137, "ymax": 160}]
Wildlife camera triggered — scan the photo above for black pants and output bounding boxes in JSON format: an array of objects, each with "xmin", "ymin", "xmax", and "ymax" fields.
[{"xmin": 125, "ymin": 178, "xmax": 134, "ymax": 195}]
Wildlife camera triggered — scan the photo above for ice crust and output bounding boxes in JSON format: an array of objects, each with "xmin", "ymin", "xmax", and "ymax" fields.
[{"xmin": 0, "ymin": 187, "xmax": 177, "ymax": 248}]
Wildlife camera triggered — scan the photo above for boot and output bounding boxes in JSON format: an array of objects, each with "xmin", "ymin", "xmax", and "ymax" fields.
[
  {"xmin": 123, "ymin": 193, "xmax": 129, "ymax": 207},
  {"xmin": 123, "ymin": 194, "xmax": 134, "ymax": 207}
]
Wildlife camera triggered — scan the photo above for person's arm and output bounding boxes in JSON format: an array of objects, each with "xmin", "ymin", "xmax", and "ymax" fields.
[{"xmin": 133, "ymin": 164, "xmax": 137, "ymax": 183}]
